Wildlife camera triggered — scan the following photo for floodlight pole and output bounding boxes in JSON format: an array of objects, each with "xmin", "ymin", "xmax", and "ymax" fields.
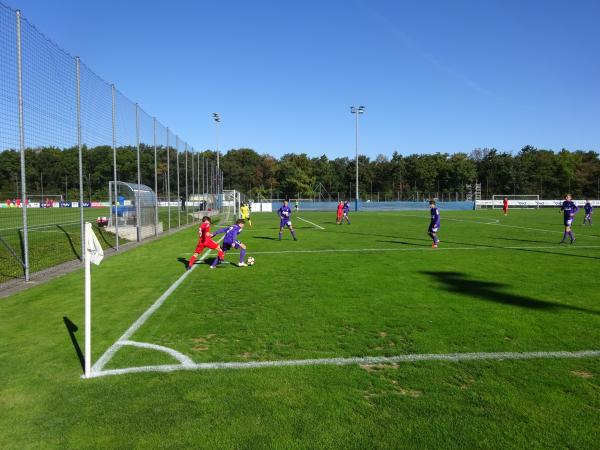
[
  {"xmin": 350, "ymin": 106, "xmax": 365, "ymax": 212},
  {"xmin": 213, "ymin": 113, "xmax": 221, "ymax": 170}
]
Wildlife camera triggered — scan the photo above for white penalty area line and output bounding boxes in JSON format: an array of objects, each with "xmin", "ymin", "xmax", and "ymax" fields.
[
  {"xmin": 85, "ymin": 349, "xmax": 600, "ymax": 379},
  {"xmin": 249, "ymin": 244, "xmax": 600, "ymax": 256},
  {"xmin": 88, "ymin": 217, "xmax": 230, "ymax": 377},
  {"xmin": 297, "ymin": 216, "xmax": 325, "ymax": 230}
]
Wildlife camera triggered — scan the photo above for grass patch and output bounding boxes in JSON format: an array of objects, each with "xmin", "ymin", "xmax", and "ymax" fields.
[{"xmin": 1, "ymin": 209, "xmax": 599, "ymax": 448}]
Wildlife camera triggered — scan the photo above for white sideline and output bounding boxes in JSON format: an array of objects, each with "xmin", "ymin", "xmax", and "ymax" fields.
[
  {"xmin": 249, "ymin": 245, "xmax": 600, "ymax": 256},
  {"xmin": 89, "ymin": 227, "xmax": 228, "ymax": 376},
  {"xmin": 399, "ymin": 213, "xmax": 600, "ymax": 239},
  {"xmin": 0, "ymin": 220, "xmax": 81, "ymax": 232},
  {"xmin": 85, "ymin": 349, "xmax": 600, "ymax": 379},
  {"xmin": 297, "ymin": 217, "xmax": 325, "ymax": 230}
]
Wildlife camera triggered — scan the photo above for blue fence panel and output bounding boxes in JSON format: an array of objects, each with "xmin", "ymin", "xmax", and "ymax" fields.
[{"xmin": 287, "ymin": 201, "xmax": 475, "ymax": 211}]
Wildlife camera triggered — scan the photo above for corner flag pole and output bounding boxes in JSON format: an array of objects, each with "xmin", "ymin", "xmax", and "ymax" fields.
[
  {"xmin": 84, "ymin": 224, "xmax": 91, "ymax": 377},
  {"xmin": 84, "ymin": 222, "xmax": 104, "ymax": 378}
]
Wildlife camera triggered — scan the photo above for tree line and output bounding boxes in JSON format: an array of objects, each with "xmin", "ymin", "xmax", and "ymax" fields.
[{"xmin": 1, "ymin": 145, "xmax": 599, "ymax": 201}]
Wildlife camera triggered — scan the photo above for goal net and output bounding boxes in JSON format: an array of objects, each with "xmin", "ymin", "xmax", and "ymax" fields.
[
  {"xmin": 491, "ymin": 195, "xmax": 540, "ymax": 209},
  {"xmin": 26, "ymin": 194, "xmax": 64, "ymax": 207}
]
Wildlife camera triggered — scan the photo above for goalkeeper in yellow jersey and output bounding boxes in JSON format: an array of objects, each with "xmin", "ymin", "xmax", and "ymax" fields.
[{"xmin": 240, "ymin": 203, "xmax": 252, "ymax": 227}]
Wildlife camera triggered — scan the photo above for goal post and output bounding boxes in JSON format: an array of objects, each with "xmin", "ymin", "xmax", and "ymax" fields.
[{"xmin": 491, "ymin": 195, "xmax": 540, "ymax": 209}]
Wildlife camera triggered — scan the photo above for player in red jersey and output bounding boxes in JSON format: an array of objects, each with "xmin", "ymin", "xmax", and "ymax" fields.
[
  {"xmin": 502, "ymin": 197, "xmax": 509, "ymax": 216},
  {"xmin": 187, "ymin": 216, "xmax": 224, "ymax": 270},
  {"xmin": 336, "ymin": 201, "xmax": 344, "ymax": 224}
]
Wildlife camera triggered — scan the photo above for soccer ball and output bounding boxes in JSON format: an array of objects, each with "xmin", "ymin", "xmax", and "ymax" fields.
[{"xmin": 247, "ymin": 256, "xmax": 255, "ymax": 266}]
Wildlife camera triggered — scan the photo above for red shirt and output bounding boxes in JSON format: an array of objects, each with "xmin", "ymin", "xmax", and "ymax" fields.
[
  {"xmin": 337, "ymin": 203, "xmax": 344, "ymax": 213},
  {"xmin": 199, "ymin": 222, "xmax": 211, "ymax": 242},
  {"xmin": 503, "ymin": 199, "xmax": 508, "ymax": 207}
]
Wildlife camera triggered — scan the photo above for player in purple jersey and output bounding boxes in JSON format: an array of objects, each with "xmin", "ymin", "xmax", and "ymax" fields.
[
  {"xmin": 341, "ymin": 201, "xmax": 351, "ymax": 224},
  {"xmin": 559, "ymin": 194, "xmax": 579, "ymax": 244},
  {"xmin": 583, "ymin": 199, "xmax": 593, "ymax": 226},
  {"xmin": 209, "ymin": 219, "xmax": 248, "ymax": 267},
  {"xmin": 428, "ymin": 200, "xmax": 440, "ymax": 248},
  {"xmin": 278, "ymin": 200, "xmax": 297, "ymax": 240}
]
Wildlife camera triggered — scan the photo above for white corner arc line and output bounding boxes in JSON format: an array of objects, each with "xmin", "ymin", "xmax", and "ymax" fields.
[
  {"xmin": 90, "ymin": 225, "xmax": 228, "ymax": 375},
  {"xmin": 84, "ymin": 349, "xmax": 600, "ymax": 379},
  {"xmin": 120, "ymin": 340, "xmax": 194, "ymax": 366},
  {"xmin": 297, "ymin": 217, "xmax": 325, "ymax": 230}
]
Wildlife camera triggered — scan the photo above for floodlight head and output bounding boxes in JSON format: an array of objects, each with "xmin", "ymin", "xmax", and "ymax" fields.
[{"xmin": 213, "ymin": 113, "xmax": 220, "ymax": 122}]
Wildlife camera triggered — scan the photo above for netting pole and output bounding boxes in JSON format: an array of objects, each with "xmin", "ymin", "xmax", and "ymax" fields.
[
  {"xmin": 153, "ymin": 117, "xmax": 158, "ymax": 236},
  {"xmin": 176, "ymin": 135, "xmax": 180, "ymax": 228},
  {"xmin": 111, "ymin": 84, "xmax": 119, "ymax": 250},
  {"xmin": 184, "ymin": 142, "xmax": 188, "ymax": 225},
  {"xmin": 191, "ymin": 150, "xmax": 195, "ymax": 222},
  {"xmin": 76, "ymin": 56, "xmax": 85, "ymax": 259},
  {"xmin": 166, "ymin": 128, "xmax": 171, "ymax": 231},
  {"xmin": 135, "ymin": 103, "xmax": 141, "ymax": 242},
  {"xmin": 197, "ymin": 151, "xmax": 200, "ymax": 212},
  {"xmin": 16, "ymin": 10, "xmax": 29, "ymax": 281}
]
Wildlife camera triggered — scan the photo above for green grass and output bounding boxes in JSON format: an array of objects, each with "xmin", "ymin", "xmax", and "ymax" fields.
[
  {"xmin": 1, "ymin": 209, "xmax": 599, "ymax": 448},
  {"xmin": 0, "ymin": 206, "xmax": 201, "ymax": 282}
]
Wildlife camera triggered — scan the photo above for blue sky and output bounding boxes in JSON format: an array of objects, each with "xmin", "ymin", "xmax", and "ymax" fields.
[{"xmin": 8, "ymin": 0, "xmax": 600, "ymax": 158}]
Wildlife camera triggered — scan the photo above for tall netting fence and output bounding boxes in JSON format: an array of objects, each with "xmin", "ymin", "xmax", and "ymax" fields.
[{"xmin": 0, "ymin": 4, "xmax": 224, "ymax": 284}]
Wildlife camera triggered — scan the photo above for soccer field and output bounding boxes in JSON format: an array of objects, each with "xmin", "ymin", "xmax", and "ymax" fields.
[{"xmin": 1, "ymin": 209, "xmax": 599, "ymax": 448}]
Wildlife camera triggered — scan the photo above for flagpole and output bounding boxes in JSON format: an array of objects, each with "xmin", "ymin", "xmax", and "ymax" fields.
[{"xmin": 84, "ymin": 222, "xmax": 92, "ymax": 377}]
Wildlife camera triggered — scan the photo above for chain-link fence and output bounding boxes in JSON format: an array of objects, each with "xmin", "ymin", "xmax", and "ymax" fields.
[{"xmin": 0, "ymin": 3, "xmax": 223, "ymax": 284}]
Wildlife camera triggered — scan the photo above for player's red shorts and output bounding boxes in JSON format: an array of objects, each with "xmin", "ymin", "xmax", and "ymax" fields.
[
  {"xmin": 194, "ymin": 238, "xmax": 220, "ymax": 254},
  {"xmin": 336, "ymin": 211, "xmax": 343, "ymax": 219}
]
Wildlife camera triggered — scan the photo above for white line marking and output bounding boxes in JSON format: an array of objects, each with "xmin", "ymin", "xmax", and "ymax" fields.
[
  {"xmin": 399, "ymin": 213, "xmax": 600, "ymax": 239},
  {"xmin": 0, "ymin": 220, "xmax": 81, "ymax": 232},
  {"xmin": 90, "ymin": 218, "xmax": 229, "ymax": 375},
  {"xmin": 85, "ymin": 349, "xmax": 600, "ymax": 378},
  {"xmin": 248, "ymin": 245, "xmax": 600, "ymax": 256},
  {"xmin": 297, "ymin": 217, "xmax": 325, "ymax": 230},
  {"xmin": 120, "ymin": 340, "xmax": 194, "ymax": 366}
]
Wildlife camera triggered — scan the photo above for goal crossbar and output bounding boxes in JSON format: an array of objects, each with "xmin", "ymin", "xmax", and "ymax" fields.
[{"xmin": 491, "ymin": 195, "xmax": 540, "ymax": 209}]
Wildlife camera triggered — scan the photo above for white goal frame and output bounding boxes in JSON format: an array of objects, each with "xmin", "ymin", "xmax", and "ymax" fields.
[{"xmin": 491, "ymin": 195, "xmax": 540, "ymax": 209}]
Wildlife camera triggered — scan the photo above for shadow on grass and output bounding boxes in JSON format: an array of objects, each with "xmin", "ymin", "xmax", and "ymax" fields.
[
  {"xmin": 56, "ymin": 225, "xmax": 80, "ymax": 260},
  {"xmin": 384, "ymin": 235, "xmax": 600, "ymax": 261},
  {"xmin": 0, "ymin": 232, "xmax": 25, "ymax": 280},
  {"xmin": 252, "ymin": 236, "xmax": 279, "ymax": 241},
  {"xmin": 375, "ymin": 238, "xmax": 432, "ymax": 247},
  {"xmin": 95, "ymin": 225, "xmax": 115, "ymax": 250},
  {"xmin": 489, "ymin": 236, "xmax": 551, "ymax": 244},
  {"xmin": 63, "ymin": 316, "xmax": 84, "ymax": 373},
  {"xmin": 321, "ymin": 229, "xmax": 402, "ymax": 241},
  {"xmin": 422, "ymin": 271, "xmax": 599, "ymax": 316},
  {"xmin": 177, "ymin": 257, "xmax": 189, "ymax": 268}
]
